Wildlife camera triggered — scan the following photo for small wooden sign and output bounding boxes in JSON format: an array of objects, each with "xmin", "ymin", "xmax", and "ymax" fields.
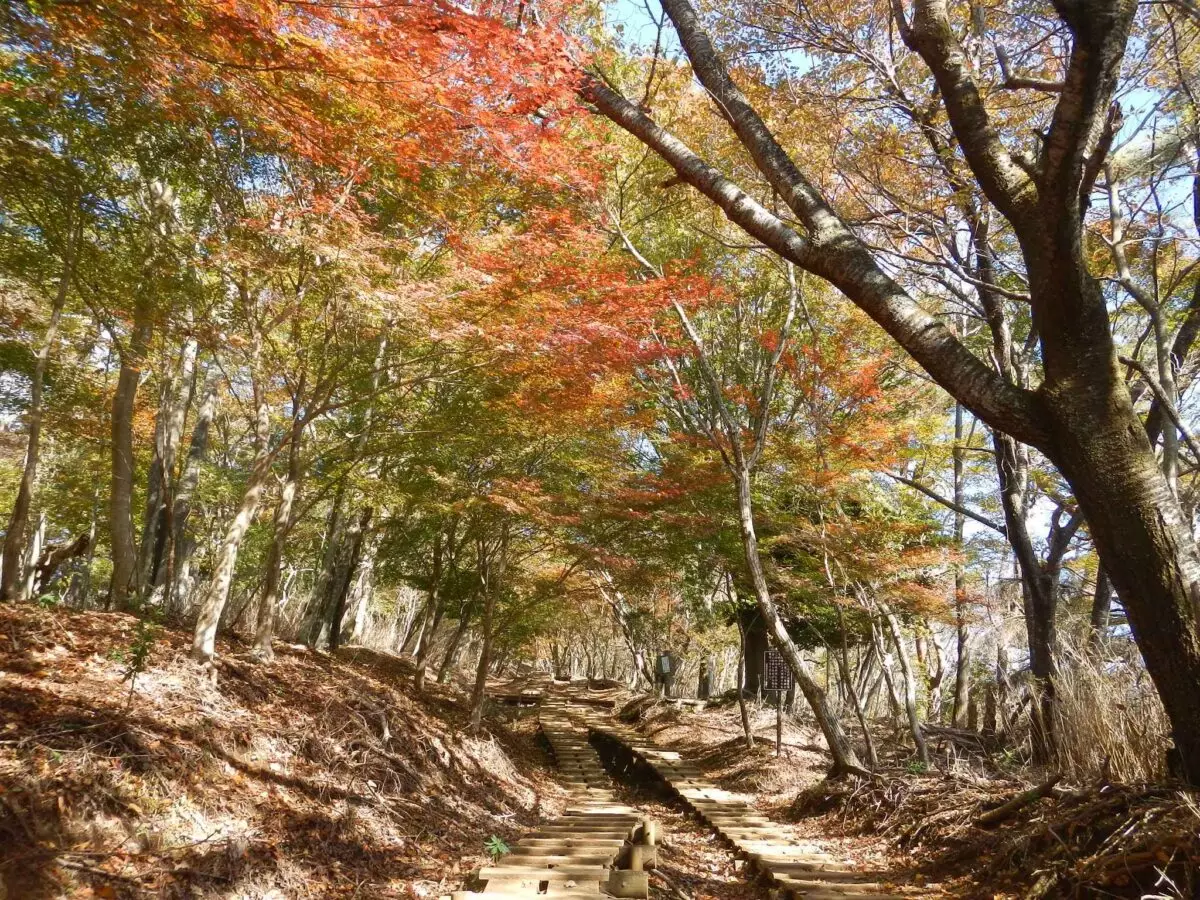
[{"xmin": 763, "ymin": 648, "xmax": 794, "ymax": 692}]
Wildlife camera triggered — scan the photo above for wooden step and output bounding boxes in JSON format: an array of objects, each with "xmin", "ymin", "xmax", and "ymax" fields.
[
  {"xmin": 479, "ymin": 866, "xmax": 608, "ymax": 881},
  {"xmin": 517, "ymin": 840, "xmax": 626, "ymax": 851},
  {"xmin": 501, "ymin": 854, "xmax": 614, "ymax": 867}
]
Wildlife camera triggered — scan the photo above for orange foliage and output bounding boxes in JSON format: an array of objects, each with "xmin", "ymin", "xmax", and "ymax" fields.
[{"xmin": 9, "ymin": 0, "xmax": 589, "ymax": 185}]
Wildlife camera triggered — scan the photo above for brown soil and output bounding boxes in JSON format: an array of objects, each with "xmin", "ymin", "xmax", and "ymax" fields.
[{"xmin": 0, "ymin": 605, "xmax": 566, "ymax": 899}]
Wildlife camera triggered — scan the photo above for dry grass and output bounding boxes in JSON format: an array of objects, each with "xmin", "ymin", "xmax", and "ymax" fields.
[{"xmin": 1052, "ymin": 644, "xmax": 1171, "ymax": 783}]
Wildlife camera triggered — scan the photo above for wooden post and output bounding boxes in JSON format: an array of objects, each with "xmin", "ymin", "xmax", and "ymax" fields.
[{"xmin": 776, "ymin": 690, "xmax": 783, "ymax": 756}]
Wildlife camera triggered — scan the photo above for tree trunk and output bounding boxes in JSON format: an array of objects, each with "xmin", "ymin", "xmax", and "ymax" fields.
[
  {"xmin": 190, "ymin": 450, "xmax": 272, "ymax": 666},
  {"xmin": 413, "ymin": 534, "xmax": 445, "ymax": 693},
  {"xmin": 109, "ymin": 295, "xmax": 154, "ymax": 611},
  {"xmin": 736, "ymin": 617, "xmax": 754, "ymax": 750},
  {"xmin": 191, "ymin": 341, "xmax": 273, "ymax": 668},
  {"xmin": 437, "ymin": 606, "xmax": 472, "ymax": 684},
  {"xmin": 878, "ymin": 598, "xmax": 930, "ymax": 766},
  {"xmin": 167, "ymin": 364, "xmax": 219, "ymax": 614},
  {"xmin": 1090, "ymin": 569, "xmax": 1113, "ymax": 645},
  {"xmin": 64, "ymin": 486, "xmax": 100, "ymax": 607},
  {"xmin": 400, "ymin": 597, "xmax": 429, "ymax": 656},
  {"xmin": 993, "ymin": 429, "xmax": 1058, "ymax": 761},
  {"xmin": 469, "ymin": 589, "xmax": 496, "ymax": 730},
  {"xmin": 697, "ymin": 655, "xmax": 714, "ymax": 700},
  {"xmin": 253, "ymin": 429, "xmax": 303, "ymax": 660},
  {"xmin": 302, "ymin": 483, "xmax": 349, "ymax": 648},
  {"xmin": 345, "ymin": 524, "xmax": 382, "ymax": 645},
  {"xmin": 598, "ymin": 570, "xmax": 656, "ymax": 687},
  {"xmin": 413, "ymin": 600, "xmax": 444, "ymax": 693},
  {"xmin": 868, "ymin": 619, "xmax": 903, "ymax": 721},
  {"xmin": 921, "ymin": 632, "xmax": 944, "ymax": 722},
  {"xmin": 950, "ymin": 403, "xmax": 972, "ymax": 727},
  {"xmin": 135, "ymin": 336, "xmax": 197, "ymax": 601},
  {"xmin": 835, "ymin": 604, "xmax": 877, "ymax": 769},
  {"xmin": 733, "ymin": 467, "xmax": 864, "ymax": 775},
  {"xmin": 328, "ymin": 507, "xmax": 372, "ymax": 653},
  {"xmin": 2, "ymin": 244, "xmax": 72, "ymax": 602}
]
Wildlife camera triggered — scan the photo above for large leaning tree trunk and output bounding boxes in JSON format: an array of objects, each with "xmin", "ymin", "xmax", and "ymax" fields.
[
  {"xmin": 190, "ymin": 409, "xmax": 274, "ymax": 666},
  {"xmin": 2, "ymin": 223, "xmax": 75, "ymax": 602},
  {"xmin": 733, "ymin": 467, "xmax": 866, "ymax": 774},
  {"xmin": 583, "ymin": 0, "xmax": 1200, "ymax": 784},
  {"xmin": 191, "ymin": 318, "xmax": 286, "ymax": 668}
]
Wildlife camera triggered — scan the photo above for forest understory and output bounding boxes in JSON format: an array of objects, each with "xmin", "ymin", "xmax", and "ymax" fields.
[
  {"xmin": 617, "ymin": 698, "xmax": 1200, "ymax": 899},
  {"xmin": 0, "ymin": 604, "xmax": 564, "ymax": 899},
  {"xmin": 3, "ymin": 604, "xmax": 1197, "ymax": 900}
]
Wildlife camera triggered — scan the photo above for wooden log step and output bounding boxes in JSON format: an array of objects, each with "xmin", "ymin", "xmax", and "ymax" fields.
[
  {"xmin": 753, "ymin": 853, "xmax": 839, "ymax": 866},
  {"xmin": 736, "ymin": 841, "xmax": 826, "ymax": 853},
  {"xmin": 763, "ymin": 864, "xmax": 882, "ymax": 880},
  {"xmin": 774, "ymin": 876, "xmax": 887, "ymax": 891},
  {"xmin": 516, "ymin": 840, "xmax": 626, "ymax": 851},
  {"xmin": 479, "ymin": 867, "xmax": 608, "ymax": 882},
  {"xmin": 528, "ymin": 829, "xmax": 633, "ymax": 839},
  {"xmin": 702, "ymin": 818, "xmax": 773, "ymax": 830},
  {"xmin": 773, "ymin": 881, "xmax": 909, "ymax": 900},
  {"xmin": 501, "ymin": 853, "xmax": 615, "ymax": 866},
  {"xmin": 451, "ymin": 889, "xmax": 608, "ymax": 898}
]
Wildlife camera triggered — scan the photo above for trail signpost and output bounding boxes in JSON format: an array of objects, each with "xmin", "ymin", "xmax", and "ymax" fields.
[
  {"xmin": 764, "ymin": 649, "xmax": 793, "ymax": 757},
  {"xmin": 656, "ymin": 652, "xmax": 675, "ymax": 698}
]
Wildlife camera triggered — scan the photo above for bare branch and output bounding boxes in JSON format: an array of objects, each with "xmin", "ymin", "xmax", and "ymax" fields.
[{"xmin": 886, "ymin": 472, "xmax": 1008, "ymax": 536}]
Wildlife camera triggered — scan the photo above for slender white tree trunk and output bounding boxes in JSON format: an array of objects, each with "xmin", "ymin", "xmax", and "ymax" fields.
[
  {"xmin": 191, "ymin": 332, "xmax": 274, "ymax": 668},
  {"xmin": 168, "ymin": 365, "xmax": 219, "ymax": 614},
  {"xmin": 733, "ymin": 467, "xmax": 865, "ymax": 774},
  {"xmin": 878, "ymin": 597, "xmax": 930, "ymax": 766},
  {"xmin": 2, "ymin": 249, "xmax": 71, "ymax": 602}
]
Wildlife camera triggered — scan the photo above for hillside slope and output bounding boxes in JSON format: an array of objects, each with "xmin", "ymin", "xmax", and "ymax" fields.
[{"xmin": 0, "ymin": 605, "xmax": 564, "ymax": 899}]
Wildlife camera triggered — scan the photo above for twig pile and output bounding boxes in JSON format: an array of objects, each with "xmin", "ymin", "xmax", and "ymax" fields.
[{"xmin": 791, "ymin": 774, "xmax": 1200, "ymax": 898}]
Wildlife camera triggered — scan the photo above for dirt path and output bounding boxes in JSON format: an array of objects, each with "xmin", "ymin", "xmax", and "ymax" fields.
[{"xmin": 561, "ymin": 686, "xmax": 937, "ymax": 899}]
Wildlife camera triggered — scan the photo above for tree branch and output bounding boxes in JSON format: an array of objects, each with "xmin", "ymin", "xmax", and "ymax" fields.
[
  {"xmin": 1121, "ymin": 356, "xmax": 1200, "ymax": 464},
  {"xmin": 886, "ymin": 472, "xmax": 1007, "ymax": 536},
  {"xmin": 895, "ymin": 0, "xmax": 1037, "ymax": 224},
  {"xmin": 580, "ymin": 73, "xmax": 1050, "ymax": 450}
]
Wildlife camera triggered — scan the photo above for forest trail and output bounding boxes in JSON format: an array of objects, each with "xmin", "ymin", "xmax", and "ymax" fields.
[
  {"xmin": 450, "ymin": 679, "xmax": 929, "ymax": 900},
  {"xmin": 447, "ymin": 682, "xmax": 652, "ymax": 898},
  {"xmin": 553, "ymin": 684, "xmax": 931, "ymax": 900}
]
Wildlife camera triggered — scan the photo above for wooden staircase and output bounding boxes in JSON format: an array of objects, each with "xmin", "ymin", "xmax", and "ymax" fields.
[
  {"xmin": 447, "ymin": 692, "xmax": 653, "ymax": 899},
  {"xmin": 576, "ymin": 702, "xmax": 923, "ymax": 900}
]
